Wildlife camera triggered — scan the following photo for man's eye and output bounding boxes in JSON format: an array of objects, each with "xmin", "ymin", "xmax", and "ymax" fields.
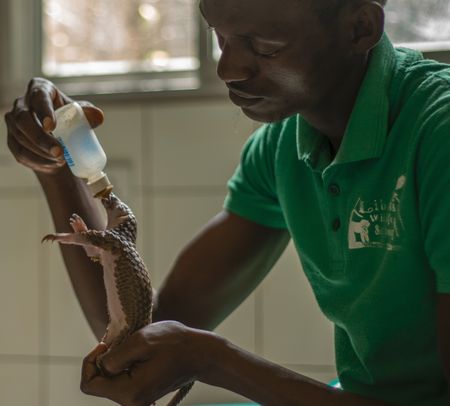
[
  {"xmin": 253, "ymin": 47, "xmax": 280, "ymax": 57},
  {"xmin": 250, "ymin": 42, "xmax": 280, "ymax": 58}
]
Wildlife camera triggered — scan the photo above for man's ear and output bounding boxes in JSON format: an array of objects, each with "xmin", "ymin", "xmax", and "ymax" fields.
[{"xmin": 347, "ymin": 1, "xmax": 385, "ymax": 54}]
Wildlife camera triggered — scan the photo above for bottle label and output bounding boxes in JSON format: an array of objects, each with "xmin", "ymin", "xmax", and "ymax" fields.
[{"xmin": 57, "ymin": 137, "xmax": 75, "ymax": 168}]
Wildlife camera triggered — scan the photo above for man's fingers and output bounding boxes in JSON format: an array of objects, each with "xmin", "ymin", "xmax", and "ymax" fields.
[
  {"xmin": 85, "ymin": 342, "xmax": 109, "ymax": 365},
  {"xmin": 7, "ymin": 132, "xmax": 66, "ymax": 173},
  {"xmin": 78, "ymin": 102, "xmax": 105, "ymax": 129},
  {"xmin": 25, "ymin": 79, "xmax": 65, "ymax": 132},
  {"xmin": 12, "ymin": 110, "xmax": 63, "ymax": 158},
  {"xmin": 81, "ymin": 343, "xmax": 134, "ymax": 403},
  {"xmin": 81, "ymin": 371, "xmax": 140, "ymax": 406},
  {"xmin": 81, "ymin": 375, "xmax": 129, "ymax": 401},
  {"xmin": 99, "ymin": 334, "xmax": 147, "ymax": 376},
  {"xmin": 81, "ymin": 342, "xmax": 109, "ymax": 384},
  {"xmin": 5, "ymin": 110, "xmax": 63, "ymax": 161},
  {"xmin": 25, "ymin": 78, "xmax": 104, "ymax": 131}
]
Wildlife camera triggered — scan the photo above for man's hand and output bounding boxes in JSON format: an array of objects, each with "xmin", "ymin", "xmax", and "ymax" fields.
[
  {"xmin": 81, "ymin": 321, "xmax": 209, "ymax": 406},
  {"xmin": 4, "ymin": 77, "xmax": 104, "ymax": 174}
]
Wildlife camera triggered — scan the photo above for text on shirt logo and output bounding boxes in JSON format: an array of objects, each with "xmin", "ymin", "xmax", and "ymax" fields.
[{"xmin": 348, "ymin": 175, "xmax": 406, "ymax": 251}]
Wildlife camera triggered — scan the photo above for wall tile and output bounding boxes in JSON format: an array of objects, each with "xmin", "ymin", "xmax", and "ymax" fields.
[
  {"xmin": 215, "ymin": 293, "xmax": 255, "ymax": 353},
  {"xmin": 0, "ymin": 108, "xmax": 50, "ymax": 188},
  {"xmin": 48, "ymin": 362, "xmax": 112, "ymax": 406},
  {"xmin": 0, "ymin": 152, "xmax": 39, "ymax": 188},
  {"xmin": 0, "ymin": 361, "xmax": 40, "ymax": 406},
  {"xmin": 146, "ymin": 101, "xmax": 254, "ymax": 187},
  {"xmin": 0, "ymin": 196, "xmax": 41, "ymax": 355},
  {"xmin": 149, "ymin": 193, "xmax": 226, "ymax": 286},
  {"xmin": 94, "ymin": 103, "xmax": 144, "ymax": 188},
  {"xmin": 261, "ymin": 243, "xmax": 336, "ymax": 366}
]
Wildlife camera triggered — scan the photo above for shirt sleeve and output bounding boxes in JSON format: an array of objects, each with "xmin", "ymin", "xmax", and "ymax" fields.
[
  {"xmin": 224, "ymin": 122, "xmax": 287, "ymax": 229},
  {"xmin": 417, "ymin": 88, "xmax": 450, "ymax": 293}
]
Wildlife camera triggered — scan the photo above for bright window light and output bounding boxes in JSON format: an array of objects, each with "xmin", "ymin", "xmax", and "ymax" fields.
[
  {"xmin": 42, "ymin": 0, "xmax": 199, "ymax": 77},
  {"xmin": 385, "ymin": 0, "xmax": 450, "ymax": 51}
]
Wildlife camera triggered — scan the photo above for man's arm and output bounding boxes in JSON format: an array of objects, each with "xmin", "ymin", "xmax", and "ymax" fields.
[
  {"xmin": 200, "ymin": 331, "xmax": 397, "ymax": 406},
  {"xmin": 81, "ymin": 321, "xmax": 397, "ymax": 406},
  {"xmin": 5, "ymin": 78, "xmax": 109, "ymax": 339}
]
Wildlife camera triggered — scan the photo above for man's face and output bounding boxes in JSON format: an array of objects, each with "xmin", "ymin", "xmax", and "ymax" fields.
[{"xmin": 200, "ymin": 0, "xmax": 353, "ymax": 122}]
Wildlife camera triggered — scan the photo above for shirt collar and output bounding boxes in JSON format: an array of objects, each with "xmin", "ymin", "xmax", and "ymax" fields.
[{"xmin": 296, "ymin": 34, "xmax": 398, "ymax": 169}]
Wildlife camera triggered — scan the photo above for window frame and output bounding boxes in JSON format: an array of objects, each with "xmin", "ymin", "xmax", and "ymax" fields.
[{"xmin": 1, "ymin": 0, "xmax": 450, "ymax": 106}]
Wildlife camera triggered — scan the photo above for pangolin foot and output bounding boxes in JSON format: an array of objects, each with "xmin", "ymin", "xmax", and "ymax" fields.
[{"xmin": 69, "ymin": 213, "xmax": 89, "ymax": 233}]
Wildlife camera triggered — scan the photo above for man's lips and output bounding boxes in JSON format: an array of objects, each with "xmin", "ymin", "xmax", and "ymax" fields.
[
  {"xmin": 227, "ymin": 86, "xmax": 261, "ymax": 99},
  {"xmin": 227, "ymin": 87, "xmax": 264, "ymax": 107}
]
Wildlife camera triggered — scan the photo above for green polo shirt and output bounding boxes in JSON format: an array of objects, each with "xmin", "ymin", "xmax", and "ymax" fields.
[{"xmin": 224, "ymin": 34, "xmax": 450, "ymax": 405}]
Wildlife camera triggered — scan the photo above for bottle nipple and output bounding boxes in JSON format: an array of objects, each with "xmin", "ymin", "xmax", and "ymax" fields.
[{"xmin": 87, "ymin": 172, "xmax": 113, "ymax": 198}]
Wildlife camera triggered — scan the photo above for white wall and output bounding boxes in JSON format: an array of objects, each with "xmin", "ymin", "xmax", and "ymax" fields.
[{"xmin": 0, "ymin": 97, "xmax": 335, "ymax": 406}]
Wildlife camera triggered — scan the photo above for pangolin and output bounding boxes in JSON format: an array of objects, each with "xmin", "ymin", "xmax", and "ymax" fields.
[{"xmin": 42, "ymin": 192, "xmax": 194, "ymax": 406}]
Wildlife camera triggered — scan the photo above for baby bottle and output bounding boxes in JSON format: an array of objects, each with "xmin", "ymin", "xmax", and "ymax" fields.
[{"xmin": 52, "ymin": 102, "xmax": 113, "ymax": 198}]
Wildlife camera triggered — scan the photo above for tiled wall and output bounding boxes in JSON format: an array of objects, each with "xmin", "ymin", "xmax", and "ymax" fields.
[{"xmin": 0, "ymin": 97, "xmax": 335, "ymax": 405}]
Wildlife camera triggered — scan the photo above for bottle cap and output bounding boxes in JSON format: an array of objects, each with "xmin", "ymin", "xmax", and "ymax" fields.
[{"xmin": 87, "ymin": 173, "xmax": 113, "ymax": 198}]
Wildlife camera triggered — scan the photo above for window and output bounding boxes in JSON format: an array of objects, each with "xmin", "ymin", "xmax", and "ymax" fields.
[
  {"xmin": 42, "ymin": 0, "xmax": 199, "ymax": 77},
  {"xmin": 385, "ymin": 0, "xmax": 450, "ymax": 51},
  {"xmin": 37, "ymin": 0, "xmax": 220, "ymax": 96}
]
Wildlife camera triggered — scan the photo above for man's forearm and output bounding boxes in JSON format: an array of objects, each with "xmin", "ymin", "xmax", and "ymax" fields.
[
  {"xmin": 36, "ymin": 166, "xmax": 108, "ymax": 340},
  {"xmin": 200, "ymin": 334, "xmax": 395, "ymax": 406}
]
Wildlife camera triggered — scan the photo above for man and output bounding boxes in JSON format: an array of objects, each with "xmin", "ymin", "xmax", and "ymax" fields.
[{"xmin": 4, "ymin": 0, "xmax": 450, "ymax": 404}]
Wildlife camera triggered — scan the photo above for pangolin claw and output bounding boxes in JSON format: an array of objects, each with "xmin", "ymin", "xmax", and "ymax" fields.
[
  {"xmin": 69, "ymin": 213, "xmax": 80, "ymax": 222},
  {"xmin": 41, "ymin": 234, "xmax": 56, "ymax": 243}
]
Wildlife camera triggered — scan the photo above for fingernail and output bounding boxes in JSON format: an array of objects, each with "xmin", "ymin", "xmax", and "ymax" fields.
[
  {"xmin": 50, "ymin": 145, "xmax": 63, "ymax": 158},
  {"xmin": 43, "ymin": 117, "xmax": 53, "ymax": 131}
]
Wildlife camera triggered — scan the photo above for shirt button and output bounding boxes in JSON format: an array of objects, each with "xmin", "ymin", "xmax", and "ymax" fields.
[
  {"xmin": 332, "ymin": 218, "xmax": 341, "ymax": 231},
  {"xmin": 328, "ymin": 183, "xmax": 340, "ymax": 196}
]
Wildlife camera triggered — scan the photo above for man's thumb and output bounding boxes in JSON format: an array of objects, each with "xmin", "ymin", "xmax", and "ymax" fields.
[{"xmin": 78, "ymin": 102, "xmax": 104, "ymax": 129}]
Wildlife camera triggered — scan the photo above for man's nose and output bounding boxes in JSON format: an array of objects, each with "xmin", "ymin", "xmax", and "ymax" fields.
[{"xmin": 217, "ymin": 40, "xmax": 254, "ymax": 83}]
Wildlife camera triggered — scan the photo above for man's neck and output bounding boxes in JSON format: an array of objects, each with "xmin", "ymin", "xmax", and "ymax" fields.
[{"xmin": 301, "ymin": 54, "xmax": 369, "ymax": 156}]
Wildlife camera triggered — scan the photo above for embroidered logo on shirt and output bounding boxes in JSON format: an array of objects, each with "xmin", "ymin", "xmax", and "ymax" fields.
[{"xmin": 348, "ymin": 175, "xmax": 406, "ymax": 251}]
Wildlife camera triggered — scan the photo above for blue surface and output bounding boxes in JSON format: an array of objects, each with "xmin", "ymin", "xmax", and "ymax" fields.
[{"xmin": 328, "ymin": 378, "xmax": 342, "ymax": 389}]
